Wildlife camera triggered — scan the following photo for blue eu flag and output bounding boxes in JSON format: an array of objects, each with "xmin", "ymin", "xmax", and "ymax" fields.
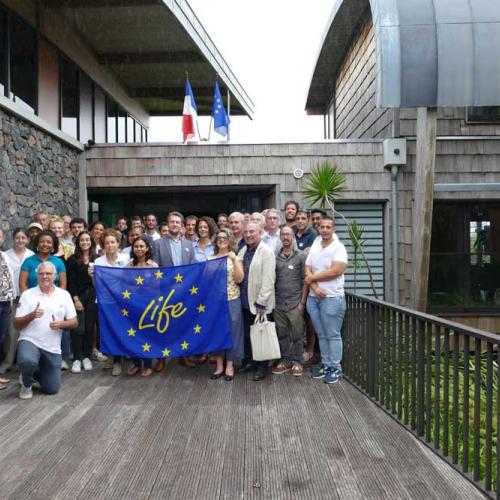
[
  {"xmin": 94, "ymin": 258, "xmax": 232, "ymax": 358},
  {"xmin": 211, "ymin": 81, "xmax": 230, "ymax": 137}
]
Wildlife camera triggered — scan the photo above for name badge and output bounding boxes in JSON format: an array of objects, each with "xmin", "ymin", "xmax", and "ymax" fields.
[
  {"xmin": 184, "ymin": 248, "xmax": 190, "ymax": 252},
  {"xmin": 288, "ymin": 265, "xmax": 294, "ymax": 270}
]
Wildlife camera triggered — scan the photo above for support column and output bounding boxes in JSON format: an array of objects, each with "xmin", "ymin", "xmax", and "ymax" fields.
[{"xmin": 411, "ymin": 107, "xmax": 437, "ymax": 311}]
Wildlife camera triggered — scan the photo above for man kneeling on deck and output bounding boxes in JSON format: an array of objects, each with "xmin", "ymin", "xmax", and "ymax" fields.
[{"xmin": 14, "ymin": 262, "xmax": 77, "ymax": 399}]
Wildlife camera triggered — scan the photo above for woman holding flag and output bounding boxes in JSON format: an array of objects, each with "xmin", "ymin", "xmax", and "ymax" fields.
[
  {"xmin": 126, "ymin": 237, "xmax": 157, "ymax": 377},
  {"xmin": 209, "ymin": 228, "xmax": 244, "ymax": 381}
]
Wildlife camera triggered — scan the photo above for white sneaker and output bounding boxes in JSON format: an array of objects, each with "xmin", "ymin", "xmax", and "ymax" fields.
[
  {"xmin": 61, "ymin": 360, "xmax": 69, "ymax": 371},
  {"xmin": 71, "ymin": 360, "xmax": 82, "ymax": 374},
  {"xmin": 19, "ymin": 384, "xmax": 33, "ymax": 400},
  {"xmin": 111, "ymin": 363, "xmax": 122, "ymax": 376},
  {"xmin": 82, "ymin": 358, "xmax": 93, "ymax": 371},
  {"xmin": 91, "ymin": 349, "xmax": 108, "ymax": 362}
]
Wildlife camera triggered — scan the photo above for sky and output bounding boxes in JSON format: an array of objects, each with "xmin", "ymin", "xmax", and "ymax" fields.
[{"xmin": 148, "ymin": 0, "xmax": 336, "ymax": 144}]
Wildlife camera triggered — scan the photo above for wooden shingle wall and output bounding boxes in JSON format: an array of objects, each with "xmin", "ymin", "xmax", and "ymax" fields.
[{"xmin": 334, "ymin": 17, "xmax": 392, "ymax": 139}]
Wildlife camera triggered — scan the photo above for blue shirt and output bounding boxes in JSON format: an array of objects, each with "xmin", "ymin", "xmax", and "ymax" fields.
[
  {"xmin": 169, "ymin": 237, "xmax": 182, "ymax": 266},
  {"xmin": 296, "ymin": 227, "xmax": 318, "ymax": 251},
  {"xmin": 21, "ymin": 255, "xmax": 66, "ymax": 289},
  {"xmin": 193, "ymin": 241, "xmax": 214, "ymax": 262}
]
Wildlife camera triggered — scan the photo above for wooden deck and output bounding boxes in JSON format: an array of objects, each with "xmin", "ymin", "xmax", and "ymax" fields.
[{"xmin": 0, "ymin": 362, "xmax": 485, "ymax": 500}]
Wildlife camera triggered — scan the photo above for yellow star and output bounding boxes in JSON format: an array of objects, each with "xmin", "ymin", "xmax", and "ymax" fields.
[
  {"xmin": 181, "ymin": 340, "xmax": 189, "ymax": 350},
  {"xmin": 122, "ymin": 290, "xmax": 131, "ymax": 299},
  {"xmin": 197, "ymin": 304, "xmax": 206, "ymax": 313},
  {"xmin": 194, "ymin": 324, "xmax": 202, "ymax": 334},
  {"xmin": 155, "ymin": 270, "xmax": 163, "ymax": 280},
  {"xmin": 121, "ymin": 308, "xmax": 129, "ymax": 317},
  {"xmin": 142, "ymin": 343, "xmax": 151, "ymax": 352},
  {"xmin": 135, "ymin": 276, "xmax": 144, "ymax": 285},
  {"xmin": 162, "ymin": 348, "xmax": 171, "ymax": 357},
  {"xmin": 189, "ymin": 286, "xmax": 198, "ymax": 295},
  {"xmin": 175, "ymin": 273, "xmax": 183, "ymax": 283},
  {"xmin": 127, "ymin": 328, "xmax": 136, "ymax": 337}
]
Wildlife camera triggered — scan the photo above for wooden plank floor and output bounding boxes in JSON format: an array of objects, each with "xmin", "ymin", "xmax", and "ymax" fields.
[{"xmin": 0, "ymin": 362, "xmax": 485, "ymax": 500}]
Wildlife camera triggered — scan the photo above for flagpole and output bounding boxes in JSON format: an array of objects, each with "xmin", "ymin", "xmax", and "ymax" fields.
[{"xmin": 227, "ymin": 89, "xmax": 231, "ymax": 142}]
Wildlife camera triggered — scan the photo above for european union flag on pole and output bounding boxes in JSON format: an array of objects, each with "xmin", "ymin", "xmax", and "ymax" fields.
[
  {"xmin": 211, "ymin": 81, "xmax": 230, "ymax": 137},
  {"xmin": 94, "ymin": 258, "xmax": 232, "ymax": 358}
]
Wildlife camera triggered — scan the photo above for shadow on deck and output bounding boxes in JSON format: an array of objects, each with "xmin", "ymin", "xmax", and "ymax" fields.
[{"xmin": 0, "ymin": 362, "xmax": 484, "ymax": 499}]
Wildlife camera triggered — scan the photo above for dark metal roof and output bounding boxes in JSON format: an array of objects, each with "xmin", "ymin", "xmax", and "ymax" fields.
[
  {"xmin": 45, "ymin": 0, "xmax": 254, "ymax": 117},
  {"xmin": 306, "ymin": 0, "xmax": 500, "ymax": 113}
]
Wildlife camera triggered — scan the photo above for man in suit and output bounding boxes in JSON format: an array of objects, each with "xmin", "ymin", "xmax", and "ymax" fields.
[
  {"xmin": 238, "ymin": 221, "xmax": 276, "ymax": 381},
  {"xmin": 153, "ymin": 211, "xmax": 196, "ymax": 371}
]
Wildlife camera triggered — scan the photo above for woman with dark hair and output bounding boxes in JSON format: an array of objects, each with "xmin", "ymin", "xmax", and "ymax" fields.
[
  {"xmin": 91, "ymin": 228, "xmax": 130, "ymax": 376},
  {"xmin": 66, "ymin": 231, "xmax": 98, "ymax": 373},
  {"xmin": 0, "ymin": 228, "xmax": 34, "ymax": 374},
  {"xmin": 19, "ymin": 230, "xmax": 66, "ymax": 292},
  {"xmin": 193, "ymin": 216, "xmax": 217, "ymax": 262},
  {"xmin": 126, "ymin": 237, "xmax": 158, "ymax": 377},
  {"xmin": 208, "ymin": 228, "xmax": 244, "ymax": 381},
  {"xmin": 89, "ymin": 221, "xmax": 106, "ymax": 256}
]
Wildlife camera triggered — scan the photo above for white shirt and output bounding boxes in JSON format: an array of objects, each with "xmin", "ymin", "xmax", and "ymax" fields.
[
  {"xmin": 95, "ymin": 253, "xmax": 130, "ymax": 268},
  {"xmin": 16, "ymin": 286, "xmax": 77, "ymax": 354},
  {"xmin": 147, "ymin": 231, "xmax": 161, "ymax": 241},
  {"xmin": 306, "ymin": 235, "xmax": 348, "ymax": 297},
  {"xmin": 3, "ymin": 248, "xmax": 34, "ymax": 297},
  {"xmin": 262, "ymin": 232, "xmax": 281, "ymax": 254}
]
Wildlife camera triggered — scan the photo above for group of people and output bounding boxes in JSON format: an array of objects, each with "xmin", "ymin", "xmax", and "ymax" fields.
[{"xmin": 0, "ymin": 201, "xmax": 348, "ymax": 399}]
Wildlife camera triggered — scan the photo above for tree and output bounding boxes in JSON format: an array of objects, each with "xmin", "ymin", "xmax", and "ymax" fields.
[{"xmin": 304, "ymin": 161, "xmax": 379, "ymax": 298}]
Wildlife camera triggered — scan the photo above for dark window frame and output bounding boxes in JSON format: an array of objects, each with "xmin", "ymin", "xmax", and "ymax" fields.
[
  {"xmin": 465, "ymin": 106, "xmax": 500, "ymax": 125},
  {"xmin": 428, "ymin": 200, "xmax": 500, "ymax": 315}
]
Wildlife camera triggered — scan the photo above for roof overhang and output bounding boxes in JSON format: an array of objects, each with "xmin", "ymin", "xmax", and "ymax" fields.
[
  {"xmin": 306, "ymin": 0, "xmax": 500, "ymax": 113},
  {"xmin": 43, "ymin": 0, "xmax": 254, "ymax": 118}
]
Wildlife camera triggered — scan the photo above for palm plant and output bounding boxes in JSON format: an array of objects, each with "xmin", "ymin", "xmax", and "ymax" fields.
[
  {"xmin": 304, "ymin": 161, "xmax": 379, "ymax": 298},
  {"xmin": 349, "ymin": 221, "xmax": 365, "ymax": 293}
]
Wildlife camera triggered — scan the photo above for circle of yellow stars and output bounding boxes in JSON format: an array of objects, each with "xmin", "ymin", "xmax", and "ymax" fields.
[{"xmin": 119, "ymin": 270, "xmax": 210, "ymax": 358}]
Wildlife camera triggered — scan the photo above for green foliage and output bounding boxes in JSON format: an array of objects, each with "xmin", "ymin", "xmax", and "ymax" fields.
[
  {"xmin": 349, "ymin": 221, "xmax": 365, "ymax": 271},
  {"xmin": 303, "ymin": 162, "xmax": 346, "ymax": 208}
]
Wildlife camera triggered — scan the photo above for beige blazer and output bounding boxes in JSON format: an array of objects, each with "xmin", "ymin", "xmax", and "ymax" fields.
[{"xmin": 238, "ymin": 241, "xmax": 276, "ymax": 315}]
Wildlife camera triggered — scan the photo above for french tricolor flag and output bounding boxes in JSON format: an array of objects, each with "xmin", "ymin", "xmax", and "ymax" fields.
[{"xmin": 182, "ymin": 79, "xmax": 198, "ymax": 142}]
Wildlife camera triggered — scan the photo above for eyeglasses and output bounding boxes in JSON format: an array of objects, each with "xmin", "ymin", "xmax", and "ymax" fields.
[{"xmin": 216, "ymin": 236, "xmax": 228, "ymax": 241}]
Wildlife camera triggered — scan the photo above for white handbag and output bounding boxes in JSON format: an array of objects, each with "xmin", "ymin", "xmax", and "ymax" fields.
[{"xmin": 250, "ymin": 315, "xmax": 281, "ymax": 361}]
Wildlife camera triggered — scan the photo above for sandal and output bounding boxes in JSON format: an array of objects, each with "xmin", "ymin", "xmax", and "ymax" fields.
[
  {"xmin": 127, "ymin": 366, "xmax": 140, "ymax": 376},
  {"xmin": 210, "ymin": 372, "xmax": 223, "ymax": 380},
  {"xmin": 141, "ymin": 368, "xmax": 153, "ymax": 377}
]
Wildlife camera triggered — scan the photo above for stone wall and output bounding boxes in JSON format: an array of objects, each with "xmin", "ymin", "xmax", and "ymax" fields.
[{"xmin": 0, "ymin": 109, "xmax": 80, "ymax": 245}]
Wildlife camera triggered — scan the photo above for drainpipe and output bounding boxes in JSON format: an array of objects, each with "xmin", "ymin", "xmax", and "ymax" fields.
[
  {"xmin": 390, "ymin": 165, "xmax": 400, "ymax": 305},
  {"xmin": 383, "ymin": 137, "xmax": 407, "ymax": 305}
]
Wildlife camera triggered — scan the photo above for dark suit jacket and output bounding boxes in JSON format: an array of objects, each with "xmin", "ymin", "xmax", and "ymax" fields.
[{"xmin": 153, "ymin": 236, "xmax": 195, "ymax": 267}]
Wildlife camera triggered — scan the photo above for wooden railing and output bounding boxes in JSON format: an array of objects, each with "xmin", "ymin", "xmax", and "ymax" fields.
[{"xmin": 344, "ymin": 292, "xmax": 500, "ymax": 499}]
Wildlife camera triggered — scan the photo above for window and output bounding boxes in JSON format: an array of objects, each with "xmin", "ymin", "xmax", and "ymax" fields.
[
  {"xmin": 79, "ymin": 73, "xmax": 93, "ymax": 144},
  {"xmin": 61, "ymin": 58, "xmax": 79, "ymax": 139},
  {"xmin": 127, "ymin": 116, "xmax": 135, "ymax": 142},
  {"xmin": 106, "ymin": 97, "xmax": 117, "ymax": 143},
  {"xmin": 117, "ymin": 106, "xmax": 126, "ymax": 143},
  {"xmin": 10, "ymin": 15, "xmax": 37, "ymax": 113},
  {"xmin": 94, "ymin": 86, "xmax": 106, "ymax": 143},
  {"xmin": 428, "ymin": 202, "xmax": 500, "ymax": 312},
  {"xmin": 135, "ymin": 120, "xmax": 142, "ymax": 142},
  {"xmin": 466, "ymin": 107, "xmax": 500, "ymax": 124}
]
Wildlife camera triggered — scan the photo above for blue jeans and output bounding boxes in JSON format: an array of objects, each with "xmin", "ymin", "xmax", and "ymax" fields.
[
  {"xmin": 0, "ymin": 301, "xmax": 11, "ymax": 363},
  {"xmin": 306, "ymin": 295, "xmax": 346, "ymax": 371},
  {"xmin": 61, "ymin": 329, "xmax": 71, "ymax": 362},
  {"xmin": 17, "ymin": 340, "xmax": 62, "ymax": 394}
]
